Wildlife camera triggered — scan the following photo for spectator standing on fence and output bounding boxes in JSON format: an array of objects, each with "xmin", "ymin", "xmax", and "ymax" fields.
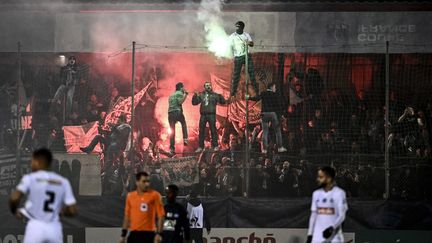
[
  {"xmin": 187, "ymin": 190, "xmax": 211, "ymax": 243},
  {"xmin": 51, "ymin": 56, "xmax": 79, "ymax": 116},
  {"xmin": 168, "ymin": 82, "xmax": 189, "ymax": 155},
  {"xmin": 229, "ymin": 21, "xmax": 259, "ymax": 98},
  {"xmin": 249, "ymin": 83, "xmax": 287, "ymax": 154},
  {"xmin": 192, "ymin": 82, "xmax": 226, "ymax": 153}
]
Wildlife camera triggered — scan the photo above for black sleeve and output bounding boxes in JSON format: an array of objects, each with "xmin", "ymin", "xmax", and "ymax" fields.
[
  {"xmin": 203, "ymin": 204, "xmax": 211, "ymax": 232},
  {"xmin": 192, "ymin": 93, "xmax": 202, "ymax": 106},
  {"xmin": 249, "ymin": 94, "xmax": 261, "ymax": 101},
  {"xmin": 180, "ymin": 206, "xmax": 190, "ymax": 240},
  {"xmin": 217, "ymin": 94, "xmax": 226, "ymax": 105},
  {"xmin": 275, "ymin": 92, "xmax": 286, "ymax": 117}
]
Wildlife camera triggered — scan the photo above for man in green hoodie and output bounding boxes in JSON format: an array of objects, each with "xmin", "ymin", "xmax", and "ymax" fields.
[{"xmin": 168, "ymin": 82, "xmax": 189, "ymax": 155}]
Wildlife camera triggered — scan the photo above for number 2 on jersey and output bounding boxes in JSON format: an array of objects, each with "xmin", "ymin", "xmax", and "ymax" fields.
[{"xmin": 44, "ymin": 191, "xmax": 56, "ymax": 212}]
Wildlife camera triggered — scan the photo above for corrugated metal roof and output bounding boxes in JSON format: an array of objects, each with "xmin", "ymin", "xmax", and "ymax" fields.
[
  {"xmin": 1, "ymin": 0, "xmax": 431, "ymax": 12},
  {"xmin": 2, "ymin": 0, "xmax": 431, "ymax": 3}
]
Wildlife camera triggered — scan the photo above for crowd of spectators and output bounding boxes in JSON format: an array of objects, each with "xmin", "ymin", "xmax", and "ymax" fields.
[{"xmin": 0, "ymin": 56, "xmax": 431, "ymax": 200}]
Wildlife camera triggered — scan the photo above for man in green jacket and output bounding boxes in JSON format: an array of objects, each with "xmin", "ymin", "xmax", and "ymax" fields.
[
  {"xmin": 168, "ymin": 82, "xmax": 189, "ymax": 154},
  {"xmin": 192, "ymin": 82, "xmax": 226, "ymax": 153}
]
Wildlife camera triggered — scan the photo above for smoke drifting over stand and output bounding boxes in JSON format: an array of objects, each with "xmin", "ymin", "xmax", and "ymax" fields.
[{"xmin": 197, "ymin": 0, "xmax": 232, "ymax": 58}]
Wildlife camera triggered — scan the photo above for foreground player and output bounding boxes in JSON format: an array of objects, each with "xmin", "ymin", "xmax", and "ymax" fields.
[
  {"xmin": 9, "ymin": 148, "xmax": 77, "ymax": 243},
  {"xmin": 163, "ymin": 184, "xmax": 190, "ymax": 243},
  {"xmin": 121, "ymin": 171, "xmax": 165, "ymax": 243},
  {"xmin": 306, "ymin": 166, "xmax": 348, "ymax": 243}
]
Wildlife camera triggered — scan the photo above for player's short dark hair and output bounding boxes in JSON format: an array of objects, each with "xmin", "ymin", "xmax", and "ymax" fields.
[
  {"xmin": 136, "ymin": 171, "xmax": 149, "ymax": 181},
  {"xmin": 166, "ymin": 184, "xmax": 179, "ymax": 195},
  {"xmin": 175, "ymin": 82, "xmax": 184, "ymax": 91},
  {"xmin": 190, "ymin": 189, "xmax": 199, "ymax": 198},
  {"xmin": 235, "ymin": 21, "xmax": 245, "ymax": 28},
  {"xmin": 319, "ymin": 166, "xmax": 336, "ymax": 180},
  {"xmin": 32, "ymin": 148, "xmax": 53, "ymax": 167}
]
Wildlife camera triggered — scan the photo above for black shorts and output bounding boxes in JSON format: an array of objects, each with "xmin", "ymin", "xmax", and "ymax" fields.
[{"xmin": 127, "ymin": 231, "xmax": 155, "ymax": 243}]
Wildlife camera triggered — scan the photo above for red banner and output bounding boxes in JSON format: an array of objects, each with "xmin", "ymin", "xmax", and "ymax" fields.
[
  {"xmin": 63, "ymin": 121, "xmax": 101, "ymax": 153},
  {"xmin": 210, "ymin": 73, "xmax": 261, "ymax": 124},
  {"xmin": 103, "ymin": 82, "xmax": 152, "ymax": 129}
]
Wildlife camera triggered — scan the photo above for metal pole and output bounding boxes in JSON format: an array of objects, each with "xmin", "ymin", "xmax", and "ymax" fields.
[
  {"xmin": 384, "ymin": 41, "xmax": 390, "ymax": 199},
  {"xmin": 130, "ymin": 41, "xmax": 136, "ymax": 168},
  {"xmin": 244, "ymin": 43, "xmax": 250, "ymax": 197},
  {"xmin": 302, "ymin": 53, "xmax": 308, "ymax": 126},
  {"xmin": 16, "ymin": 42, "xmax": 22, "ymax": 180}
]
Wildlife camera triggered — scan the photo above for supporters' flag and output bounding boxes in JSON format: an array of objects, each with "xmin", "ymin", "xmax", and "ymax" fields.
[
  {"xmin": 210, "ymin": 73, "xmax": 230, "ymax": 99},
  {"xmin": 210, "ymin": 74, "xmax": 230, "ymax": 118},
  {"xmin": 210, "ymin": 73, "xmax": 261, "ymax": 124},
  {"xmin": 104, "ymin": 82, "xmax": 152, "ymax": 128},
  {"xmin": 63, "ymin": 121, "xmax": 101, "ymax": 153},
  {"xmin": 228, "ymin": 99, "xmax": 262, "ymax": 125}
]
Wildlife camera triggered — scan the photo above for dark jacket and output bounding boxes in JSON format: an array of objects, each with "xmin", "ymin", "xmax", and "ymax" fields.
[
  {"xmin": 163, "ymin": 202, "xmax": 190, "ymax": 243},
  {"xmin": 192, "ymin": 91, "xmax": 226, "ymax": 115},
  {"xmin": 250, "ymin": 90, "xmax": 284, "ymax": 115}
]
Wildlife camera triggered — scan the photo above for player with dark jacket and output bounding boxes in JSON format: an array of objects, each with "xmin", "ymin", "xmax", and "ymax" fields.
[{"xmin": 163, "ymin": 185, "xmax": 190, "ymax": 243}]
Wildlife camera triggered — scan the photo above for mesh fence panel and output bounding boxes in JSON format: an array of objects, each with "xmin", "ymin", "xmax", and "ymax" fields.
[{"xmin": 1, "ymin": 44, "xmax": 432, "ymax": 199}]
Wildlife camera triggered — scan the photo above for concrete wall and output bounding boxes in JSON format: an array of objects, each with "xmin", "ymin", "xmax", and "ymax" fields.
[{"xmin": 0, "ymin": 9, "xmax": 430, "ymax": 53}]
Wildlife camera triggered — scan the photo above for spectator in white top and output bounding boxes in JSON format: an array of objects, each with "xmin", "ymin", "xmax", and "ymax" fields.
[{"xmin": 229, "ymin": 21, "xmax": 259, "ymax": 97}]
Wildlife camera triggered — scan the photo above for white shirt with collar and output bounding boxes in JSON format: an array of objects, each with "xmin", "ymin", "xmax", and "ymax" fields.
[
  {"xmin": 229, "ymin": 32, "xmax": 253, "ymax": 57},
  {"xmin": 308, "ymin": 186, "xmax": 348, "ymax": 243}
]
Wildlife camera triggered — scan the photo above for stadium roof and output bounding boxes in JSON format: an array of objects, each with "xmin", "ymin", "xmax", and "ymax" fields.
[{"xmin": 1, "ymin": 0, "xmax": 431, "ymax": 12}]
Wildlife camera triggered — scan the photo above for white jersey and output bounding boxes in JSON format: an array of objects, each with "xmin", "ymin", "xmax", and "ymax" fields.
[
  {"xmin": 229, "ymin": 32, "xmax": 253, "ymax": 57},
  {"xmin": 16, "ymin": 170, "xmax": 76, "ymax": 223},
  {"xmin": 308, "ymin": 186, "xmax": 348, "ymax": 243},
  {"xmin": 187, "ymin": 202, "xmax": 204, "ymax": 229}
]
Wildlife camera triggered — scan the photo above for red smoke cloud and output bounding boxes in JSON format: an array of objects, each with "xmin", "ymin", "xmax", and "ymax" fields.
[
  {"xmin": 153, "ymin": 52, "xmax": 229, "ymax": 150},
  {"xmin": 66, "ymin": 52, "xmax": 232, "ymax": 151}
]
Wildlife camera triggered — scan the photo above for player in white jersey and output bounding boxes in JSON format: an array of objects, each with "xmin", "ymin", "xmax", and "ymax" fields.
[
  {"xmin": 9, "ymin": 148, "xmax": 77, "ymax": 243},
  {"xmin": 306, "ymin": 166, "xmax": 348, "ymax": 243}
]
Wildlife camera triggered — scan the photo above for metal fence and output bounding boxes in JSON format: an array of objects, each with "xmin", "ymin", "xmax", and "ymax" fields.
[{"xmin": 0, "ymin": 42, "xmax": 432, "ymax": 199}]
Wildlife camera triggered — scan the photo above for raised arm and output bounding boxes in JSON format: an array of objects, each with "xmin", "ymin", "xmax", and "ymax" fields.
[
  {"xmin": 192, "ymin": 93, "xmax": 202, "ymax": 106},
  {"xmin": 398, "ymin": 107, "xmax": 414, "ymax": 123},
  {"xmin": 178, "ymin": 92, "xmax": 188, "ymax": 105},
  {"xmin": 247, "ymin": 33, "xmax": 254, "ymax": 47},
  {"xmin": 217, "ymin": 94, "xmax": 226, "ymax": 105}
]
